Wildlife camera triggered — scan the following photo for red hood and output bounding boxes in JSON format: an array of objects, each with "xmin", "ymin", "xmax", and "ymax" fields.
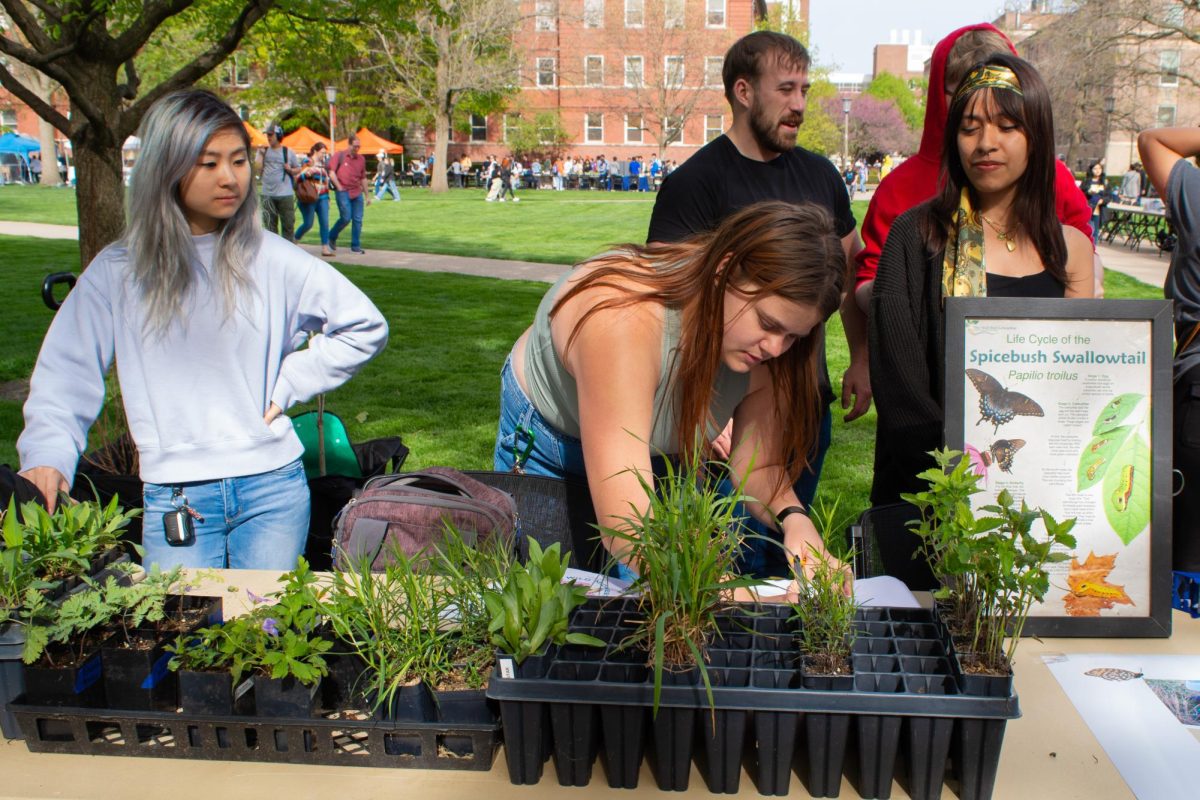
[{"xmin": 917, "ymin": 22, "xmax": 1019, "ymax": 161}]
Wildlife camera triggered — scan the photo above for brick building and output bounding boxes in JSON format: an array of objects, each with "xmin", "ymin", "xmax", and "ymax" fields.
[{"xmin": 449, "ymin": 0, "xmax": 809, "ymax": 162}]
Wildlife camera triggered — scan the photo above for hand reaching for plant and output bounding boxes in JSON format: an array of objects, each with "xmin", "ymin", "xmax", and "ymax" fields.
[{"xmin": 18, "ymin": 466, "xmax": 70, "ymax": 512}]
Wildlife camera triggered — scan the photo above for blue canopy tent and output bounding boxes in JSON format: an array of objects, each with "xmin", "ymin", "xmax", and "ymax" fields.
[{"xmin": 0, "ymin": 132, "xmax": 41, "ymax": 183}]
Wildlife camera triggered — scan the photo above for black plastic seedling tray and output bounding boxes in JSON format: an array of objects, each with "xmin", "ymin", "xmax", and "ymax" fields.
[
  {"xmin": 9, "ymin": 701, "xmax": 501, "ymax": 771},
  {"xmin": 487, "ymin": 600, "xmax": 1020, "ymax": 799}
]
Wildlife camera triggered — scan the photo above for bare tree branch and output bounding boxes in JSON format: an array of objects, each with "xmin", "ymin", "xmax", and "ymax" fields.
[{"xmin": 0, "ymin": 63, "xmax": 71, "ymax": 134}]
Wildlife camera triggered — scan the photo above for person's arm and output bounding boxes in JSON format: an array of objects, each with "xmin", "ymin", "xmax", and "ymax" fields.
[
  {"xmin": 327, "ymin": 154, "xmax": 343, "ymax": 191},
  {"xmin": 17, "ymin": 267, "xmax": 116, "ymax": 510},
  {"xmin": 1138, "ymin": 127, "xmax": 1200, "ymax": 199},
  {"xmin": 726, "ymin": 367, "xmax": 830, "ymax": 570},
  {"xmin": 1062, "ymin": 226, "xmax": 1097, "ymax": 298},
  {"xmin": 269, "ymin": 256, "xmax": 389, "ymax": 412},
  {"xmin": 565, "ymin": 300, "xmax": 663, "ymax": 565},
  {"xmin": 839, "ymin": 230, "xmax": 872, "ymax": 422}
]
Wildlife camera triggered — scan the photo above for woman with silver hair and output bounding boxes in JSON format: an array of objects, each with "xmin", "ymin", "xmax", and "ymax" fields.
[{"xmin": 17, "ymin": 90, "xmax": 388, "ymax": 570}]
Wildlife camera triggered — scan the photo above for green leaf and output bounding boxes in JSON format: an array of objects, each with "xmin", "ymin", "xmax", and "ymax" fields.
[
  {"xmin": 1092, "ymin": 393, "xmax": 1143, "ymax": 435},
  {"xmin": 1102, "ymin": 433, "xmax": 1151, "ymax": 544},
  {"xmin": 1076, "ymin": 426, "xmax": 1132, "ymax": 491}
]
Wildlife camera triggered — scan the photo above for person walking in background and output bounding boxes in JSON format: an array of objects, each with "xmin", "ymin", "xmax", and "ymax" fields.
[
  {"xmin": 375, "ymin": 149, "xmax": 400, "ymax": 202},
  {"xmin": 1120, "ymin": 162, "xmax": 1143, "ymax": 204},
  {"xmin": 1082, "ymin": 160, "xmax": 1110, "ymax": 243},
  {"xmin": 257, "ymin": 124, "xmax": 300, "ymax": 242},
  {"xmin": 294, "ymin": 141, "xmax": 333, "ymax": 256},
  {"xmin": 17, "ymin": 90, "xmax": 387, "ymax": 569},
  {"xmin": 328, "ymin": 134, "xmax": 370, "ymax": 255},
  {"xmin": 1138, "ymin": 126, "xmax": 1200, "ymax": 572},
  {"xmin": 499, "ymin": 157, "xmax": 519, "ymax": 202}
]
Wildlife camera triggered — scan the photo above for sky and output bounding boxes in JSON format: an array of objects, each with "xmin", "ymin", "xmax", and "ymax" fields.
[{"xmin": 808, "ymin": 0, "xmax": 1015, "ymax": 74}]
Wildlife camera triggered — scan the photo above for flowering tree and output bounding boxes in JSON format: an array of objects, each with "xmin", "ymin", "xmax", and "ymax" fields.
[{"xmin": 822, "ymin": 94, "xmax": 915, "ymax": 159}]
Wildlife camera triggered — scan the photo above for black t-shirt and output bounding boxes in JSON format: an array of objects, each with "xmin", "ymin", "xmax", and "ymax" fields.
[
  {"xmin": 646, "ymin": 135, "xmax": 855, "ymax": 406},
  {"xmin": 647, "ymin": 135, "xmax": 856, "ymax": 243}
]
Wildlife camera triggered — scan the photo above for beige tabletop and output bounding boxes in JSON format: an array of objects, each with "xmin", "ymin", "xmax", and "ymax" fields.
[{"xmin": 1, "ymin": 569, "xmax": 1192, "ymax": 799}]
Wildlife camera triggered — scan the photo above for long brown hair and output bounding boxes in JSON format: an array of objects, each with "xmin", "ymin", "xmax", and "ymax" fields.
[
  {"xmin": 923, "ymin": 52, "xmax": 1067, "ymax": 285},
  {"xmin": 553, "ymin": 201, "xmax": 845, "ymax": 485}
]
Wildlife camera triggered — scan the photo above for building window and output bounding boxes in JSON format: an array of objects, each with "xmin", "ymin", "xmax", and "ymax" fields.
[
  {"xmin": 1166, "ymin": 2, "xmax": 1186, "ymax": 25},
  {"xmin": 625, "ymin": 113, "xmax": 643, "ymax": 143},
  {"xmin": 470, "ymin": 114, "xmax": 487, "ymax": 142},
  {"xmin": 1160, "ymin": 50, "xmax": 1180, "ymax": 86},
  {"xmin": 704, "ymin": 114, "xmax": 723, "ymax": 143},
  {"xmin": 664, "ymin": 0, "xmax": 684, "ymax": 28},
  {"xmin": 1158, "ymin": 104, "xmax": 1177, "ymax": 127},
  {"xmin": 705, "ymin": 57, "xmax": 723, "ymax": 88},
  {"xmin": 585, "ymin": 55, "xmax": 604, "ymax": 86},
  {"xmin": 585, "ymin": 113, "xmax": 604, "ymax": 143},
  {"xmin": 664, "ymin": 115, "xmax": 684, "ymax": 145},
  {"xmin": 234, "ymin": 55, "xmax": 250, "ymax": 86},
  {"xmin": 664, "ymin": 56, "xmax": 684, "ymax": 88},
  {"xmin": 625, "ymin": 0, "xmax": 644, "ymax": 27},
  {"xmin": 537, "ymin": 57, "xmax": 557, "ymax": 87},
  {"xmin": 0, "ymin": 109, "xmax": 17, "ymax": 130},
  {"xmin": 503, "ymin": 113, "xmax": 519, "ymax": 142},
  {"xmin": 238, "ymin": 105, "xmax": 249, "ymax": 121},
  {"xmin": 625, "ymin": 56, "xmax": 644, "ymax": 88},
  {"xmin": 583, "ymin": 0, "xmax": 604, "ymax": 28},
  {"xmin": 706, "ymin": 0, "xmax": 725, "ymax": 27},
  {"xmin": 536, "ymin": 0, "xmax": 556, "ymax": 31}
]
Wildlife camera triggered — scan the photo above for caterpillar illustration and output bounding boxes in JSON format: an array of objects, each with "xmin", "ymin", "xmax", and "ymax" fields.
[
  {"xmin": 1086, "ymin": 458, "xmax": 1106, "ymax": 481},
  {"xmin": 1075, "ymin": 581, "xmax": 1127, "ymax": 600},
  {"xmin": 1112, "ymin": 465, "xmax": 1134, "ymax": 512},
  {"xmin": 1090, "ymin": 438, "xmax": 1111, "ymax": 453},
  {"xmin": 1085, "ymin": 667, "xmax": 1143, "ymax": 682},
  {"xmin": 1101, "ymin": 411, "xmax": 1120, "ymax": 425}
]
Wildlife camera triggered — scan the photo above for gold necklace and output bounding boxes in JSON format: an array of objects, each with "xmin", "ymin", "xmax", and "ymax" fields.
[{"xmin": 980, "ymin": 214, "xmax": 1017, "ymax": 252}]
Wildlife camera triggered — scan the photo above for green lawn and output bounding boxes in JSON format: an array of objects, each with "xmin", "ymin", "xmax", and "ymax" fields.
[
  {"xmin": 0, "ymin": 184, "xmax": 869, "ymax": 267},
  {"xmin": 0, "ymin": 187, "xmax": 1161, "ymax": 521}
]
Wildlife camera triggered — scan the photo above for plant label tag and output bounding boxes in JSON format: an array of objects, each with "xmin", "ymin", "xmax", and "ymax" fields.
[
  {"xmin": 499, "ymin": 657, "xmax": 515, "ymax": 679},
  {"xmin": 234, "ymin": 678, "xmax": 254, "ymax": 701}
]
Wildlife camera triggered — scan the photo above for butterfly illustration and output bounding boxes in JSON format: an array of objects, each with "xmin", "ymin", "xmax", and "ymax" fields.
[
  {"xmin": 1084, "ymin": 667, "xmax": 1144, "ymax": 682},
  {"xmin": 978, "ymin": 439, "xmax": 1026, "ymax": 473},
  {"xmin": 966, "ymin": 369, "xmax": 1045, "ymax": 432}
]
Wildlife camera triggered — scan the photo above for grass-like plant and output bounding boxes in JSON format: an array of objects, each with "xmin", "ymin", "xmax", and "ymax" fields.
[
  {"xmin": 791, "ymin": 496, "xmax": 858, "ymax": 676},
  {"xmin": 600, "ymin": 450, "xmax": 759, "ymax": 711},
  {"xmin": 483, "ymin": 537, "xmax": 601, "ymax": 666}
]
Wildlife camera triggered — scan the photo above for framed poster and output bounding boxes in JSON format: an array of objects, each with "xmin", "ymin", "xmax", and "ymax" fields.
[{"xmin": 945, "ymin": 298, "xmax": 1173, "ymax": 638}]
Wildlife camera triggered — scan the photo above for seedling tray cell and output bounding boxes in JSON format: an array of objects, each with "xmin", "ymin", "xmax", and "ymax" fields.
[{"xmin": 10, "ymin": 699, "xmax": 500, "ymax": 770}]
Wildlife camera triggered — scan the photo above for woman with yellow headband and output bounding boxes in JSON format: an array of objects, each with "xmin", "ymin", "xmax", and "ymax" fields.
[{"xmin": 868, "ymin": 53, "xmax": 1093, "ymax": 532}]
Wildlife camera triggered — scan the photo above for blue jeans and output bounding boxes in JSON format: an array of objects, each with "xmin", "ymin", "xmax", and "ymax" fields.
[
  {"xmin": 140, "ymin": 459, "xmax": 310, "ymax": 571},
  {"xmin": 294, "ymin": 193, "xmax": 330, "ymax": 245},
  {"xmin": 329, "ymin": 191, "xmax": 364, "ymax": 250},
  {"xmin": 727, "ymin": 406, "xmax": 833, "ymax": 577},
  {"xmin": 375, "ymin": 179, "xmax": 400, "ymax": 201},
  {"xmin": 493, "ymin": 357, "xmax": 586, "ymax": 478}
]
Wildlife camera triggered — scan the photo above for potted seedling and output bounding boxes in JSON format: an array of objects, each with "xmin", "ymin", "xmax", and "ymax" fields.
[
  {"xmin": 166, "ymin": 624, "xmax": 250, "ymax": 715},
  {"xmin": 600, "ymin": 451, "xmax": 758, "ymax": 793},
  {"xmin": 7, "ymin": 494, "xmax": 141, "ymax": 588},
  {"xmin": 218, "ymin": 558, "xmax": 332, "ymax": 718},
  {"xmin": 484, "ymin": 537, "xmax": 601, "ymax": 786}
]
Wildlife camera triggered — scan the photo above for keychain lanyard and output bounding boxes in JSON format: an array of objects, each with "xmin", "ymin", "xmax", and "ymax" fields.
[{"xmin": 510, "ymin": 424, "xmax": 536, "ymax": 474}]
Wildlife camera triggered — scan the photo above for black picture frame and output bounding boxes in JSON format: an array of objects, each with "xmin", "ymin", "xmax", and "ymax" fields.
[{"xmin": 945, "ymin": 298, "xmax": 1174, "ymax": 638}]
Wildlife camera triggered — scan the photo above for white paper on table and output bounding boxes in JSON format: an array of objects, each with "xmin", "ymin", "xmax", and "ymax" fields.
[
  {"xmin": 563, "ymin": 567, "xmax": 633, "ymax": 597},
  {"xmin": 754, "ymin": 575, "xmax": 921, "ymax": 608}
]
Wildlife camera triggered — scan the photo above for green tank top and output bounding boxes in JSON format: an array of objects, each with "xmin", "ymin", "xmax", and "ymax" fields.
[{"xmin": 522, "ymin": 269, "xmax": 751, "ymax": 452}]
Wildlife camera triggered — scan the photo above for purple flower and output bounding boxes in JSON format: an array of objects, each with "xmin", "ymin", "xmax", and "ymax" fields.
[
  {"xmin": 246, "ymin": 589, "xmax": 268, "ymax": 605},
  {"xmin": 261, "ymin": 618, "xmax": 280, "ymax": 637}
]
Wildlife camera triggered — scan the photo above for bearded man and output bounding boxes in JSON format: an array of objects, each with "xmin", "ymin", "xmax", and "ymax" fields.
[{"xmin": 647, "ymin": 30, "xmax": 870, "ymax": 576}]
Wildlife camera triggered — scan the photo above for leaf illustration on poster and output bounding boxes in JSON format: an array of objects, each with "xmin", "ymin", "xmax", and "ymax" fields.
[
  {"xmin": 1102, "ymin": 433, "xmax": 1151, "ymax": 543},
  {"xmin": 1077, "ymin": 426, "xmax": 1130, "ymax": 491},
  {"xmin": 1092, "ymin": 393, "xmax": 1141, "ymax": 435}
]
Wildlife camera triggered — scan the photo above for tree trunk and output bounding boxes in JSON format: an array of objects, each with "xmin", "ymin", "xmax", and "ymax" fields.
[
  {"xmin": 431, "ymin": 104, "xmax": 450, "ymax": 194},
  {"xmin": 72, "ymin": 132, "xmax": 126, "ymax": 268}
]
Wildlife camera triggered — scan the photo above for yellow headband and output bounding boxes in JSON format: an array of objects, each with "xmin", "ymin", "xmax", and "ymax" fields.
[{"xmin": 954, "ymin": 65, "xmax": 1023, "ymax": 102}]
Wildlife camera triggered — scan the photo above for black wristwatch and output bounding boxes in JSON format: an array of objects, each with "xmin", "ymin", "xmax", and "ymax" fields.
[{"xmin": 774, "ymin": 505, "xmax": 808, "ymax": 530}]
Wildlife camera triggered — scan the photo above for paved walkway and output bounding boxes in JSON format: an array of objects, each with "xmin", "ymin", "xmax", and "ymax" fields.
[{"xmin": 0, "ymin": 220, "xmax": 1169, "ymax": 288}]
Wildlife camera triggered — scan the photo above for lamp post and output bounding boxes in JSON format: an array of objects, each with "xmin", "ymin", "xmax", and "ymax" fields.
[
  {"xmin": 1102, "ymin": 94, "xmax": 1115, "ymax": 166},
  {"xmin": 325, "ymin": 85, "xmax": 337, "ymax": 154},
  {"xmin": 842, "ymin": 96, "xmax": 852, "ymax": 170}
]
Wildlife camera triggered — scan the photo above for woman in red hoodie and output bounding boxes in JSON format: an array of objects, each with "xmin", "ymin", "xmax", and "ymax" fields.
[{"xmin": 854, "ymin": 23, "xmax": 1093, "ymax": 314}]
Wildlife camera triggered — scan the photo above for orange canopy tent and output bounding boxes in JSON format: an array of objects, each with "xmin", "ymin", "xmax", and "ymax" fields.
[
  {"xmin": 335, "ymin": 127, "xmax": 403, "ymax": 155},
  {"xmin": 243, "ymin": 121, "xmax": 268, "ymax": 148},
  {"xmin": 281, "ymin": 126, "xmax": 331, "ymax": 153}
]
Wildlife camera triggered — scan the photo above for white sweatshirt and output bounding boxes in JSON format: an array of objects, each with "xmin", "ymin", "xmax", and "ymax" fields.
[{"xmin": 18, "ymin": 232, "xmax": 388, "ymax": 486}]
